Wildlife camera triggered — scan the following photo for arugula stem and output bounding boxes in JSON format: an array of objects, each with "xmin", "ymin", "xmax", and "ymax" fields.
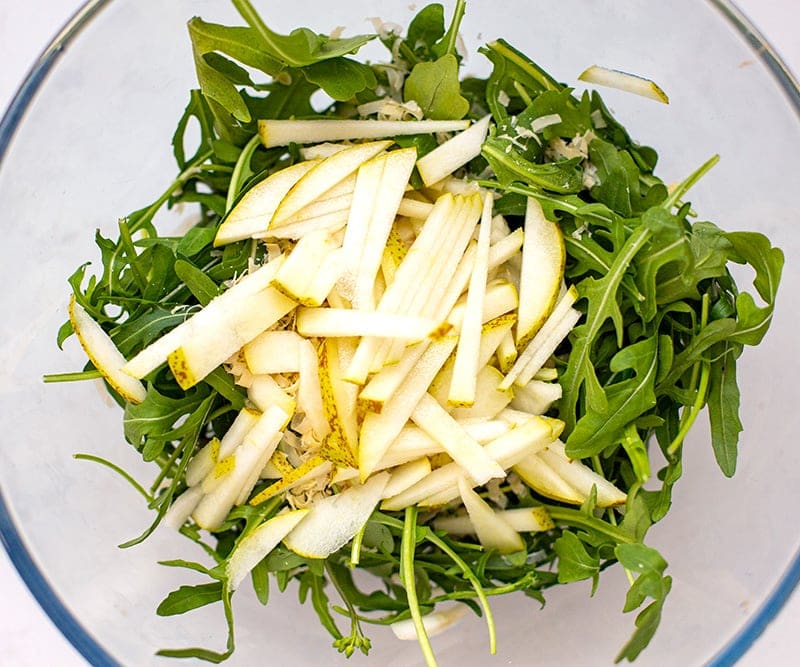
[
  {"xmin": 117, "ymin": 218, "xmax": 148, "ymax": 293},
  {"xmin": 226, "ymin": 134, "xmax": 262, "ymax": 213},
  {"xmin": 350, "ymin": 521, "xmax": 368, "ymax": 568},
  {"xmin": 130, "ymin": 148, "xmax": 213, "ymax": 235},
  {"xmin": 74, "ymin": 453, "xmax": 152, "ymax": 502},
  {"xmin": 401, "ymin": 507, "xmax": 437, "ymax": 667},
  {"xmin": 441, "ymin": 0, "xmax": 467, "ymax": 57},
  {"xmin": 512, "ymin": 80, "xmax": 533, "ymax": 107},
  {"xmin": 662, "ymin": 154, "xmax": 719, "ymax": 212},
  {"xmin": 42, "ymin": 369, "xmax": 103, "ymax": 383},
  {"xmin": 325, "ymin": 562, "xmax": 371, "ymax": 657},
  {"xmin": 546, "ymin": 506, "xmax": 635, "ymax": 544},
  {"xmin": 231, "ymin": 0, "xmax": 299, "ymax": 66}
]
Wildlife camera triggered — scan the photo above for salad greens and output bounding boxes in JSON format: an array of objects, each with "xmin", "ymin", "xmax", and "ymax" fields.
[{"xmin": 51, "ymin": 0, "xmax": 783, "ymax": 664}]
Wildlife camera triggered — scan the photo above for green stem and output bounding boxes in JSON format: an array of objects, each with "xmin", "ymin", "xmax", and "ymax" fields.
[
  {"xmin": 130, "ymin": 148, "xmax": 213, "ymax": 234},
  {"xmin": 231, "ymin": 0, "xmax": 300, "ymax": 66},
  {"xmin": 441, "ymin": 0, "xmax": 467, "ymax": 57},
  {"xmin": 546, "ymin": 506, "xmax": 635, "ymax": 544},
  {"xmin": 74, "ymin": 453, "xmax": 152, "ymax": 502},
  {"xmin": 117, "ymin": 218, "xmax": 148, "ymax": 292},
  {"xmin": 42, "ymin": 370, "xmax": 103, "ymax": 383},
  {"xmin": 226, "ymin": 134, "xmax": 261, "ymax": 213},
  {"xmin": 667, "ymin": 362, "xmax": 711, "ymax": 455},
  {"xmin": 662, "ymin": 154, "xmax": 719, "ymax": 212},
  {"xmin": 350, "ymin": 521, "xmax": 368, "ymax": 567},
  {"xmin": 401, "ymin": 507, "xmax": 437, "ymax": 667}
]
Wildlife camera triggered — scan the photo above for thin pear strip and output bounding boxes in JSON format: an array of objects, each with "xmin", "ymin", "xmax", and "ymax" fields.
[
  {"xmin": 381, "ymin": 415, "xmax": 559, "ymax": 511},
  {"xmin": 227, "ymin": 509, "xmax": 310, "ymax": 591},
  {"xmin": 498, "ymin": 285, "xmax": 579, "ymax": 390},
  {"xmin": 282, "ymin": 472, "xmax": 391, "ymax": 559},
  {"xmin": 247, "ymin": 375, "xmax": 296, "ymax": 417},
  {"xmin": 249, "ymin": 454, "xmax": 331, "ymax": 506},
  {"xmin": 577, "ymin": 65, "xmax": 669, "ymax": 103},
  {"xmin": 396, "ymin": 198, "xmax": 434, "ymax": 220},
  {"xmin": 282, "ymin": 192, "xmax": 353, "ymax": 223},
  {"xmin": 345, "ymin": 194, "xmax": 456, "ymax": 383},
  {"xmin": 536, "ymin": 440, "xmax": 627, "ymax": 507},
  {"xmin": 358, "ymin": 336, "xmax": 457, "ymax": 480},
  {"xmin": 381, "ymin": 193, "xmax": 481, "ymax": 367},
  {"xmin": 450, "ymin": 366, "xmax": 513, "ymax": 421},
  {"xmin": 390, "ymin": 606, "xmax": 469, "ymax": 641},
  {"xmin": 511, "ymin": 380, "xmax": 563, "ymax": 416},
  {"xmin": 244, "ymin": 330, "xmax": 304, "ymax": 374},
  {"xmin": 273, "ymin": 229, "xmax": 338, "ymax": 304},
  {"xmin": 448, "ymin": 193, "xmax": 494, "ymax": 406},
  {"xmin": 193, "ymin": 405, "xmax": 290, "ymax": 530},
  {"xmin": 378, "ymin": 419, "xmax": 513, "ymax": 470},
  {"xmin": 303, "ymin": 248, "xmax": 347, "ymax": 307},
  {"xmin": 358, "ymin": 342, "xmax": 429, "ymax": 413},
  {"xmin": 457, "ymin": 477, "xmax": 524, "ymax": 554},
  {"xmin": 257, "ymin": 210, "xmax": 350, "ymax": 240},
  {"xmin": 68, "ymin": 297, "xmax": 147, "ymax": 404},
  {"xmin": 353, "ymin": 148, "xmax": 417, "ymax": 310},
  {"xmin": 318, "ymin": 338, "xmax": 359, "ymax": 468},
  {"xmin": 496, "ymin": 330, "xmax": 518, "ymax": 372},
  {"xmin": 513, "ymin": 450, "xmax": 583, "ymax": 505},
  {"xmin": 380, "ymin": 458, "xmax": 432, "ymax": 499},
  {"xmin": 296, "ymin": 339, "xmax": 330, "ymax": 441},
  {"xmin": 217, "ymin": 408, "xmax": 262, "ymax": 460},
  {"xmin": 433, "ymin": 506, "xmax": 554, "ymax": 535},
  {"xmin": 258, "ymin": 119, "xmax": 470, "ymax": 147},
  {"xmin": 296, "ymin": 308, "xmax": 442, "ymax": 340},
  {"xmin": 213, "ymin": 160, "xmax": 319, "ymax": 246},
  {"xmin": 122, "ymin": 257, "xmax": 286, "ymax": 379},
  {"xmin": 410, "ymin": 393, "xmax": 505, "ymax": 485},
  {"xmin": 271, "ymin": 141, "xmax": 392, "ymax": 226},
  {"xmin": 163, "ymin": 485, "xmax": 204, "ymax": 530},
  {"xmin": 416, "ymin": 115, "xmax": 491, "ymax": 187},
  {"xmin": 185, "ymin": 437, "xmax": 221, "ymax": 488},
  {"xmin": 448, "ymin": 280, "xmax": 519, "ymax": 328},
  {"xmin": 168, "ymin": 284, "xmax": 297, "ymax": 390},
  {"xmin": 516, "ymin": 197, "xmax": 566, "ymax": 347}
]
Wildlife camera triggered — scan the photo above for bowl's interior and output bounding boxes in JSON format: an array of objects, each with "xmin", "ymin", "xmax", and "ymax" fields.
[{"xmin": 1, "ymin": 0, "xmax": 798, "ymax": 665}]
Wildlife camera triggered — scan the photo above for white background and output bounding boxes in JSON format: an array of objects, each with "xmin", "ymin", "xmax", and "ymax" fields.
[{"xmin": 0, "ymin": 1, "xmax": 798, "ymax": 665}]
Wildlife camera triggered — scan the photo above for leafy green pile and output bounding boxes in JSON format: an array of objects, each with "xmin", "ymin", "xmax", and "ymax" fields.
[{"xmin": 50, "ymin": 0, "xmax": 783, "ymax": 664}]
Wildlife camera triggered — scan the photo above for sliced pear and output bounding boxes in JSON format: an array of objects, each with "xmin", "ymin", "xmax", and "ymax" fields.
[
  {"xmin": 122, "ymin": 257, "xmax": 286, "ymax": 379},
  {"xmin": 578, "ymin": 65, "xmax": 669, "ymax": 104},
  {"xmin": 296, "ymin": 308, "xmax": 441, "ymax": 340},
  {"xmin": 168, "ymin": 286, "xmax": 297, "ymax": 390},
  {"xmin": 213, "ymin": 160, "xmax": 319, "ymax": 246},
  {"xmin": 185, "ymin": 437, "xmax": 221, "ymax": 487},
  {"xmin": 396, "ymin": 198, "xmax": 434, "ymax": 220},
  {"xmin": 448, "ymin": 193, "xmax": 494, "ymax": 407},
  {"xmin": 450, "ymin": 366, "xmax": 513, "ymax": 421},
  {"xmin": 496, "ymin": 330, "xmax": 518, "ymax": 372},
  {"xmin": 296, "ymin": 338, "xmax": 330, "ymax": 442},
  {"xmin": 270, "ymin": 141, "xmax": 392, "ymax": 226},
  {"xmin": 243, "ymin": 330, "xmax": 304, "ymax": 375},
  {"xmin": 513, "ymin": 450, "xmax": 583, "ymax": 505},
  {"xmin": 510, "ymin": 380, "xmax": 562, "ymax": 416},
  {"xmin": 68, "ymin": 296, "xmax": 146, "ymax": 404},
  {"xmin": 416, "ymin": 115, "xmax": 491, "ymax": 187},
  {"xmin": 317, "ymin": 337, "xmax": 359, "ymax": 468},
  {"xmin": 358, "ymin": 342, "xmax": 428, "ymax": 413},
  {"xmin": 433, "ymin": 506, "xmax": 554, "ymax": 535},
  {"xmin": 163, "ymin": 485, "xmax": 204, "ymax": 530},
  {"xmin": 448, "ymin": 279, "xmax": 518, "ymax": 328},
  {"xmin": 247, "ymin": 375, "xmax": 296, "ymax": 420},
  {"xmin": 218, "ymin": 407, "xmax": 261, "ymax": 460},
  {"xmin": 390, "ymin": 605, "xmax": 468, "ymax": 641},
  {"xmin": 258, "ymin": 119, "xmax": 470, "ymax": 147},
  {"xmin": 249, "ymin": 454, "xmax": 331, "ymax": 506},
  {"xmin": 516, "ymin": 197, "xmax": 565, "ymax": 347},
  {"xmin": 380, "ymin": 457, "xmax": 432, "ymax": 499},
  {"xmin": 358, "ymin": 336, "xmax": 457, "ymax": 480},
  {"xmin": 258, "ymin": 209, "xmax": 350, "ymax": 240},
  {"xmin": 272, "ymin": 229, "xmax": 338, "ymax": 305},
  {"xmin": 283, "ymin": 472, "xmax": 390, "ymax": 559},
  {"xmin": 458, "ymin": 477, "xmax": 525, "ymax": 554},
  {"xmin": 227, "ymin": 509, "xmax": 310, "ymax": 590},
  {"xmin": 410, "ymin": 393, "xmax": 505, "ymax": 486}
]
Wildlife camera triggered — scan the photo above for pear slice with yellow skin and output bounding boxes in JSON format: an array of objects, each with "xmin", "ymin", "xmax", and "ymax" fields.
[
  {"xmin": 214, "ymin": 160, "xmax": 320, "ymax": 246},
  {"xmin": 68, "ymin": 296, "xmax": 146, "ymax": 404},
  {"xmin": 458, "ymin": 477, "xmax": 525, "ymax": 554},
  {"xmin": 283, "ymin": 471, "xmax": 390, "ymax": 559},
  {"xmin": 227, "ymin": 509, "xmax": 310, "ymax": 590},
  {"xmin": 433, "ymin": 506, "xmax": 554, "ymax": 536},
  {"xmin": 516, "ymin": 197, "xmax": 566, "ymax": 348},
  {"xmin": 578, "ymin": 65, "xmax": 669, "ymax": 104},
  {"xmin": 380, "ymin": 457, "xmax": 432, "ymax": 499},
  {"xmin": 270, "ymin": 140, "xmax": 392, "ymax": 226},
  {"xmin": 390, "ymin": 605, "xmax": 468, "ymax": 641}
]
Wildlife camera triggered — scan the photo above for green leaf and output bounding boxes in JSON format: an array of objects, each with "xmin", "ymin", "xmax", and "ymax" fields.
[
  {"xmin": 553, "ymin": 531, "xmax": 600, "ymax": 584},
  {"xmin": 482, "ymin": 139, "xmax": 584, "ymax": 193},
  {"xmin": 175, "ymin": 259, "xmax": 221, "ymax": 306},
  {"xmin": 567, "ymin": 336, "xmax": 659, "ymax": 458},
  {"xmin": 250, "ymin": 558, "xmax": 270, "ymax": 605},
  {"xmin": 157, "ymin": 582, "xmax": 223, "ymax": 616},
  {"xmin": 406, "ymin": 3, "xmax": 445, "ymax": 60},
  {"xmin": 404, "ymin": 54, "xmax": 469, "ymax": 120},
  {"xmin": 302, "ymin": 57, "xmax": 378, "ymax": 102},
  {"xmin": 231, "ymin": 0, "xmax": 374, "ymax": 68},
  {"xmin": 707, "ymin": 349, "xmax": 742, "ymax": 477},
  {"xmin": 177, "ymin": 225, "xmax": 218, "ymax": 258}
]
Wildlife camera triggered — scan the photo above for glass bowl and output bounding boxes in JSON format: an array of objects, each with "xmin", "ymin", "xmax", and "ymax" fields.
[{"xmin": 1, "ymin": 1, "xmax": 798, "ymax": 665}]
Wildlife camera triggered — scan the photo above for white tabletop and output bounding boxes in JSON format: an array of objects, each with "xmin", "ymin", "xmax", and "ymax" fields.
[{"xmin": 1, "ymin": 1, "xmax": 798, "ymax": 665}]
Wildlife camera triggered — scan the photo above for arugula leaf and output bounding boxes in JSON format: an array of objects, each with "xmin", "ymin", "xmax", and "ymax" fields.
[
  {"xmin": 554, "ymin": 531, "xmax": 600, "ymax": 586},
  {"xmin": 707, "ymin": 349, "xmax": 743, "ymax": 476},
  {"xmin": 404, "ymin": 54, "xmax": 469, "ymax": 120},
  {"xmin": 157, "ymin": 582, "xmax": 223, "ymax": 616},
  {"xmin": 303, "ymin": 57, "xmax": 378, "ymax": 102}
]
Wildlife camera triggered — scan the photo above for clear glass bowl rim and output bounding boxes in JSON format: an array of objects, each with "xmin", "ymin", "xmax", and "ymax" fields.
[{"xmin": 0, "ymin": 1, "xmax": 798, "ymax": 665}]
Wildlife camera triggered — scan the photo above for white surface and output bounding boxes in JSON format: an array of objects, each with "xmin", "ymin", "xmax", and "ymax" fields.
[{"xmin": 0, "ymin": 1, "xmax": 797, "ymax": 666}]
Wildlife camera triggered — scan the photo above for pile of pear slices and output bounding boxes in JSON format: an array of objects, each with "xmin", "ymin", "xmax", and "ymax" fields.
[{"xmin": 68, "ymin": 116, "xmax": 626, "ymax": 602}]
